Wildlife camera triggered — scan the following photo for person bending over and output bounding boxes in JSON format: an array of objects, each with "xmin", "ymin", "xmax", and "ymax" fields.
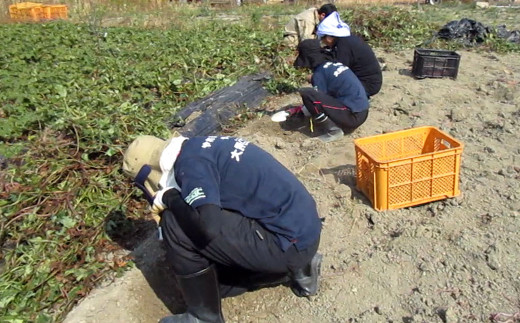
[
  {"xmin": 281, "ymin": 39, "xmax": 369, "ymax": 142},
  {"xmin": 317, "ymin": 16, "xmax": 382, "ymax": 98},
  {"xmin": 123, "ymin": 134, "xmax": 323, "ymax": 322},
  {"xmin": 283, "ymin": 3, "xmax": 343, "ymax": 48}
]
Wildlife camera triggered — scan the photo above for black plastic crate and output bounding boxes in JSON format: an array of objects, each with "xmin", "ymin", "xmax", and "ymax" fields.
[{"xmin": 412, "ymin": 49, "xmax": 461, "ymax": 79}]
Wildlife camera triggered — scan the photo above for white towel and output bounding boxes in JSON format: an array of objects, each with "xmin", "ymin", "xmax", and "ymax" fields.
[
  {"xmin": 159, "ymin": 135, "xmax": 188, "ymax": 191},
  {"xmin": 317, "ymin": 11, "xmax": 351, "ymax": 38}
]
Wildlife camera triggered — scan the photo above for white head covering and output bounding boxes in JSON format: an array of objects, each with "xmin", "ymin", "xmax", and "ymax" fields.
[
  {"xmin": 317, "ymin": 11, "xmax": 351, "ymax": 38},
  {"xmin": 158, "ymin": 135, "xmax": 188, "ymax": 192}
]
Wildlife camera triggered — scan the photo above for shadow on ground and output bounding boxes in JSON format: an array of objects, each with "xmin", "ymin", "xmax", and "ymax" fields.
[
  {"xmin": 105, "ymin": 211, "xmax": 185, "ymax": 314},
  {"xmin": 319, "ymin": 164, "xmax": 373, "ymax": 207}
]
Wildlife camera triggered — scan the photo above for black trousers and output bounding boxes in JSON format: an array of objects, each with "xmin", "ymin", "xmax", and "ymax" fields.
[
  {"xmin": 299, "ymin": 87, "xmax": 369, "ymax": 130},
  {"xmin": 160, "ymin": 208, "xmax": 320, "ymax": 282}
]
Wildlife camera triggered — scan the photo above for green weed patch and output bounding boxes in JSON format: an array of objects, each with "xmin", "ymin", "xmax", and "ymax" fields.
[{"xmin": 0, "ymin": 18, "xmax": 283, "ymax": 322}]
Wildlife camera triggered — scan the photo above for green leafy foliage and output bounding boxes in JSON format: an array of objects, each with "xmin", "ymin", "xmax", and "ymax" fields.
[
  {"xmin": 0, "ymin": 16, "xmax": 282, "ymax": 322},
  {"xmin": 343, "ymin": 6, "xmax": 439, "ymax": 48}
]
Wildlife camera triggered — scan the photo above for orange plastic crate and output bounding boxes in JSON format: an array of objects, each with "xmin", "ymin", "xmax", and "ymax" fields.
[
  {"xmin": 9, "ymin": 2, "xmax": 45, "ymax": 21},
  {"xmin": 355, "ymin": 126, "xmax": 463, "ymax": 211},
  {"xmin": 9, "ymin": 2, "xmax": 68, "ymax": 21},
  {"xmin": 42, "ymin": 4, "xmax": 68, "ymax": 20}
]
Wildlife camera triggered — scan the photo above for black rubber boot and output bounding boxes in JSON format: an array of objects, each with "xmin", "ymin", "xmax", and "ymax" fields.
[
  {"xmin": 314, "ymin": 114, "xmax": 344, "ymax": 142},
  {"xmin": 159, "ymin": 266, "xmax": 224, "ymax": 323},
  {"xmin": 290, "ymin": 253, "xmax": 323, "ymax": 297}
]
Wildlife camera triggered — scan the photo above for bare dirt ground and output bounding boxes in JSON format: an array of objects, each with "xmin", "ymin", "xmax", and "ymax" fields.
[{"xmin": 64, "ymin": 48, "xmax": 520, "ymax": 323}]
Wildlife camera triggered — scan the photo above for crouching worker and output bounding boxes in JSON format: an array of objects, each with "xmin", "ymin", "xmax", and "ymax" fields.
[
  {"xmin": 291, "ymin": 39, "xmax": 369, "ymax": 142},
  {"xmin": 123, "ymin": 135, "xmax": 323, "ymax": 323},
  {"xmin": 317, "ymin": 19, "xmax": 382, "ymax": 98}
]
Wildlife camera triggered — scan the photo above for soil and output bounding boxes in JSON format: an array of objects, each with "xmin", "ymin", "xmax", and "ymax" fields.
[{"xmin": 64, "ymin": 48, "xmax": 520, "ymax": 323}]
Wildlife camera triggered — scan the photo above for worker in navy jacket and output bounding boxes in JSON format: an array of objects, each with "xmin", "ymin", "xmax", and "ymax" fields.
[
  {"xmin": 123, "ymin": 134, "xmax": 323, "ymax": 323},
  {"xmin": 292, "ymin": 39, "xmax": 369, "ymax": 142}
]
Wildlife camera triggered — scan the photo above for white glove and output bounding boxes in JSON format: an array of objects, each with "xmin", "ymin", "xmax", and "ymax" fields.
[{"xmin": 149, "ymin": 187, "xmax": 172, "ymax": 224}]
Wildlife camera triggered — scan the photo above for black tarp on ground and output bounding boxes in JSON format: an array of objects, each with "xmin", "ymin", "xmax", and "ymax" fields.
[
  {"xmin": 169, "ymin": 73, "xmax": 271, "ymax": 137},
  {"xmin": 496, "ymin": 25, "xmax": 520, "ymax": 43},
  {"xmin": 437, "ymin": 18, "xmax": 520, "ymax": 44},
  {"xmin": 437, "ymin": 18, "xmax": 491, "ymax": 44}
]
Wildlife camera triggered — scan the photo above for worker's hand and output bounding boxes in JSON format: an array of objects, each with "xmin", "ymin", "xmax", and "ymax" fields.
[{"xmin": 149, "ymin": 187, "xmax": 173, "ymax": 224}]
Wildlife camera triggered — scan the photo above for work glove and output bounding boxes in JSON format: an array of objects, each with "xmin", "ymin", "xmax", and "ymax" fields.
[{"xmin": 149, "ymin": 187, "xmax": 174, "ymax": 224}]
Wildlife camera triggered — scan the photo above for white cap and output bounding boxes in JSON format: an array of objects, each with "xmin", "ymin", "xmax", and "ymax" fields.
[{"xmin": 317, "ymin": 12, "xmax": 351, "ymax": 38}]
